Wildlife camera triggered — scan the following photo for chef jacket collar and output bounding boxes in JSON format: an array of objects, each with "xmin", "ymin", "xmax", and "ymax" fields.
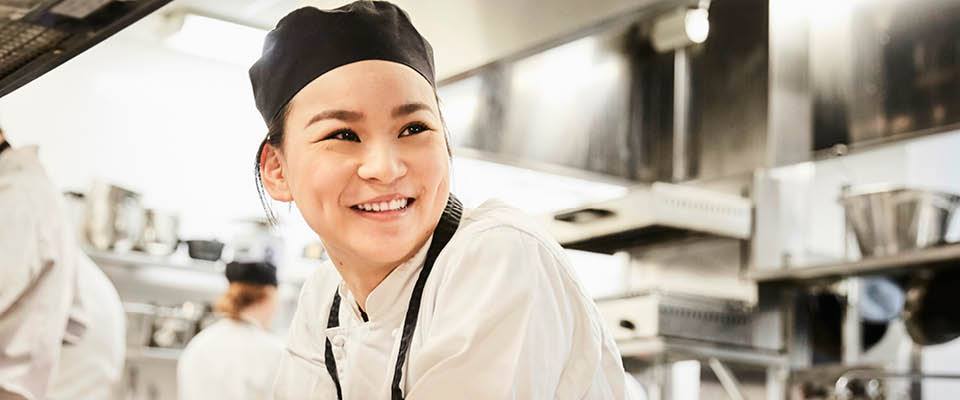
[
  {"xmin": 337, "ymin": 236, "xmax": 433, "ymax": 323},
  {"xmin": 0, "ymin": 145, "xmax": 40, "ymax": 173},
  {"xmin": 237, "ymin": 314, "xmax": 265, "ymax": 330}
]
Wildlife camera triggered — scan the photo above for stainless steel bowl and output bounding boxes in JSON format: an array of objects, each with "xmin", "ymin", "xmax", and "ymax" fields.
[
  {"xmin": 85, "ymin": 182, "xmax": 144, "ymax": 252},
  {"xmin": 840, "ymin": 185, "xmax": 960, "ymax": 257}
]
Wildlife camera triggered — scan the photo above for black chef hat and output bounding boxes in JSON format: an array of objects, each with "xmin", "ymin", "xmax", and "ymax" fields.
[
  {"xmin": 249, "ymin": 1, "xmax": 436, "ymax": 125},
  {"xmin": 225, "ymin": 261, "xmax": 278, "ymax": 287}
]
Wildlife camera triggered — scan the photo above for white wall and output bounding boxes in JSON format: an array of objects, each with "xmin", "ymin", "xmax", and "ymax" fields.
[{"xmin": 0, "ymin": 27, "xmax": 266, "ymax": 235}]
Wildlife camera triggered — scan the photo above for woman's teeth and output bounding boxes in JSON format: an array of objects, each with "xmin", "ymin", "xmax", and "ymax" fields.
[{"xmin": 354, "ymin": 198, "xmax": 409, "ymax": 212}]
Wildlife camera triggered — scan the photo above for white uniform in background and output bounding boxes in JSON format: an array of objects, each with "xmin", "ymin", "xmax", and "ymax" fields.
[
  {"xmin": 47, "ymin": 253, "xmax": 126, "ymax": 400},
  {"xmin": 274, "ymin": 200, "xmax": 633, "ymax": 399},
  {"xmin": 177, "ymin": 318, "xmax": 285, "ymax": 400},
  {"xmin": 0, "ymin": 146, "xmax": 83, "ymax": 400}
]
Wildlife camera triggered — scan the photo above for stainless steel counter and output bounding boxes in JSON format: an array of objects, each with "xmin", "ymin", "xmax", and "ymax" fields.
[{"xmin": 750, "ymin": 243, "xmax": 960, "ymax": 286}]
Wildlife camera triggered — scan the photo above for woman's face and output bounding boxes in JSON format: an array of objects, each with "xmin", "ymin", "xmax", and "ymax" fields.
[{"xmin": 262, "ymin": 60, "xmax": 450, "ymax": 267}]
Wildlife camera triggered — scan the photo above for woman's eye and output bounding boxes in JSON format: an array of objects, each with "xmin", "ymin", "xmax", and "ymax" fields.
[
  {"xmin": 400, "ymin": 122, "xmax": 430, "ymax": 137},
  {"xmin": 322, "ymin": 129, "xmax": 360, "ymax": 142}
]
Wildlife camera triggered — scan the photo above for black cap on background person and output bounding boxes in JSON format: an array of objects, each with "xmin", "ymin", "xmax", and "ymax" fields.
[
  {"xmin": 225, "ymin": 261, "xmax": 278, "ymax": 287},
  {"xmin": 216, "ymin": 261, "xmax": 279, "ymax": 322}
]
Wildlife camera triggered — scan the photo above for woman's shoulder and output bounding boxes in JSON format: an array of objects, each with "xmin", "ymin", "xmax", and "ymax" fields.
[
  {"xmin": 457, "ymin": 199, "xmax": 560, "ymax": 248},
  {"xmin": 296, "ymin": 261, "xmax": 340, "ymax": 315},
  {"xmin": 444, "ymin": 198, "xmax": 568, "ymax": 268}
]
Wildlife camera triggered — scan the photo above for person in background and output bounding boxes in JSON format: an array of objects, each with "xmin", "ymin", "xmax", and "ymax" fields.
[
  {"xmin": 0, "ymin": 125, "xmax": 124, "ymax": 399},
  {"xmin": 0, "ymin": 125, "xmax": 80, "ymax": 400},
  {"xmin": 177, "ymin": 261, "xmax": 285, "ymax": 400},
  {"xmin": 47, "ymin": 253, "xmax": 126, "ymax": 400}
]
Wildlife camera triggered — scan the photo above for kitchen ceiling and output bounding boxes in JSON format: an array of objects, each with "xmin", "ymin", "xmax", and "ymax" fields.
[{"xmin": 160, "ymin": 0, "xmax": 659, "ymax": 79}]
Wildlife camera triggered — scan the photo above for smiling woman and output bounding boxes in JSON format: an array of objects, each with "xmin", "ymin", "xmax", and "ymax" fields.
[{"xmin": 247, "ymin": 2, "xmax": 634, "ymax": 399}]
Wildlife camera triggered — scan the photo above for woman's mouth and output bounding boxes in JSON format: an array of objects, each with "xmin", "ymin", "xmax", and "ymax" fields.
[{"xmin": 350, "ymin": 197, "xmax": 416, "ymax": 215}]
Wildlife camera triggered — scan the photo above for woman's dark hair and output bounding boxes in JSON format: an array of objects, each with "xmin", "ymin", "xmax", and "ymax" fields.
[{"xmin": 254, "ymin": 95, "xmax": 452, "ymax": 226}]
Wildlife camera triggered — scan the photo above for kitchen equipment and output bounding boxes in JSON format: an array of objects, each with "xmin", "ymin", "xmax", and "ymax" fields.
[
  {"xmin": 85, "ymin": 182, "xmax": 144, "ymax": 252},
  {"xmin": 0, "ymin": 0, "xmax": 172, "ymax": 97},
  {"xmin": 840, "ymin": 185, "xmax": 960, "ymax": 257},
  {"xmin": 135, "ymin": 209, "xmax": 179, "ymax": 255},
  {"xmin": 595, "ymin": 291, "xmax": 781, "ymax": 352},
  {"xmin": 547, "ymin": 182, "xmax": 752, "ymax": 254},
  {"xmin": 903, "ymin": 270, "xmax": 960, "ymax": 346},
  {"xmin": 0, "ymin": 0, "xmax": 48, "ymax": 19},
  {"xmin": 0, "ymin": 20, "xmax": 67, "ymax": 78},
  {"xmin": 230, "ymin": 218, "xmax": 284, "ymax": 263},
  {"xmin": 185, "ymin": 239, "xmax": 224, "ymax": 262},
  {"xmin": 150, "ymin": 302, "xmax": 203, "ymax": 349},
  {"xmin": 49, "ymin": 0, "xmax": 114, "ymax": 19},
  {"xmin": 858, "ymin": 277, "xmax": 905, "ymax": 323},
  {"xmin": 804, "ymin": 284, "xmax": 898, "ymax": 363},
  {"xmin": 790, "ymin": 365, "xmax": 886, "ymax": 400},
  {"xmin": 124, "ymin": 302, "xmax": 157, "ymax": 348}
]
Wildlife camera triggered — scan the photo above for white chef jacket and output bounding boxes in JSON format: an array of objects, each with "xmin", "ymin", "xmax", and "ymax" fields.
[
  {"xmin": 47, "ymin": 253, "xmax": 126, "ymax": 400},
  {"xmin": 274, "ymin": 200, "xmax": 632, "ymax": 399},
  {"xmin": 0, "ymin": 147, "xmax": 82, "ymax": 400},
  {"xmin": 178, "ymin": 317, "xmax": 285, "ymax": 400}
]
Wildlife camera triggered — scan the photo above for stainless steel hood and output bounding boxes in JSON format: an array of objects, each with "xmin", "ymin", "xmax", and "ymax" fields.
[
  {"xmin": 0, "ymin": 0, "xmax": 170, "ymax": 98},
  {"xmin": 437, "ymin": 0, "xmax": 767, "ymax": 253}
]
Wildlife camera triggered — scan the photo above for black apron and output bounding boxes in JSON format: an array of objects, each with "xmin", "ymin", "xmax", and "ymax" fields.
[{"xmin": 324, "ymin": 195, "xmax": 463, "ymax": 400}]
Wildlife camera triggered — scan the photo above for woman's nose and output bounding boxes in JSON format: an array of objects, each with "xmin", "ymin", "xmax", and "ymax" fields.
[{"xmin": 357, "ymin": 143, "xmax": 407, "ymax": 184}]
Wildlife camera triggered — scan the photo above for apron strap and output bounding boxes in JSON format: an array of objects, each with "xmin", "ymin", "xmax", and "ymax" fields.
[
  {"xmin": 324, "ymin": 195, "xmax": 463, "ymax": 400},
  {"xmin": 324, "ymin": 293, "xmax": 344, "ymax": 399}
]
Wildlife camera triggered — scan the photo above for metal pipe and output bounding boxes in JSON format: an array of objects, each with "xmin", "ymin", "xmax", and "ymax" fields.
[
  {"xmin": 834, "ymin": 369, "xmax": 960, "ymax": 400},
  {"xmin": 707, "ymin": 358, "xmax": 746, "ymax": 400},
  {"xmin": 672, "ymin": 48, "xmax": 690, "ymax": 182},
  {"xmin": 841, "ymin": 278, "xmax": 862, "ymax": 364}
]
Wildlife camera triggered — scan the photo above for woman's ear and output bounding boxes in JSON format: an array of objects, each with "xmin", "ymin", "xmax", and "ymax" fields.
[{"xmin": 260, "ymin": 144, "xmax": 293, "ymax": 202}]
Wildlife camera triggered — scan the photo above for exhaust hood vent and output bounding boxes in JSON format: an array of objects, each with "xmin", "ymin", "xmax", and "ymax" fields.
[
  {"xmin": 544, "ymin": 182, "xmax": 752, "ymax": 254},
  {"xmin": 0, "ymin": 0, "xmax": 171, "ymax": 98}
]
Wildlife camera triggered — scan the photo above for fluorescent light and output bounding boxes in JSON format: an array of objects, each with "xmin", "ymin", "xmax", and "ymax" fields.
[
  {"xmin": 651, "ymin": 8, "xmax": 711, "ymax": 52},
  {"xmin": 165, "ymin": 14, "xmax": 268, "ymax": 65},
  {"xmin": 684, "ymin": 8, "xmax": 710, "ymax": 44}
]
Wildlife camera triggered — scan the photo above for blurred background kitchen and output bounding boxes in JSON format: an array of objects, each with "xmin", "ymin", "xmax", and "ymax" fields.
[{"xmin": 1, "ymin": 0, "xmax": 959, "ymax": 399}]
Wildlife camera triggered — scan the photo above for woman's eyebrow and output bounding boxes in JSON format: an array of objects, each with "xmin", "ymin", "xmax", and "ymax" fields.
[
  {"xmin": 392, "ymin": 102, "xmax": 435, "ymax": 118},
  {"xmin": 305, "ymin": 109, "xmax": 365, "ymax": 128}
]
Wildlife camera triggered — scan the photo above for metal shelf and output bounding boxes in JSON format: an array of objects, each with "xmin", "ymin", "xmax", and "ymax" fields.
[
  {"xmin": 126, "ymin": 347, "xmax": 182, "ymax": 362},
  {"xmin": 87, "ymin": 248, "xmax": 309, "ymax": 286},
  {"xmin": 618, "ymin": 336, "xmax": 787, "ymax": 367},
  {"xmin": 750, "ymin": 243, "xmax": 960, "ymax": 285},
  {"xmin": 86, "ymin": 249, "xmax": 225, "ymax": 275}
]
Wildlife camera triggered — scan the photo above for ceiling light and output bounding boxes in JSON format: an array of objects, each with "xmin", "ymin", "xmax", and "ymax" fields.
[
  {"xmin": 165, "ymin": 14, "xmax": 268, "ymax": 65},
  {"xmin": 651, "ymin": 8, "xmax": 710, "ymax": 53}
]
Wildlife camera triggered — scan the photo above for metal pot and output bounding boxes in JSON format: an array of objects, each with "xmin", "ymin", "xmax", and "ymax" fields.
[
  {"xmin": 903, "ymin": 270, "xmax": 960, "ymax": 346},
  {"xmin": 185, "ymin": 239, "xmax": 224, "ymax": 262},
  {"xmin": 840, "ymin": 185, "xmax": 960, "ymax": 257},
  {"xmin": 135, "ymin": 209, "xmax": 179, "ymax": 255},
  {"xmin": 84, "ymin": 182, "xmax": 144, "ymax": 252}
]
